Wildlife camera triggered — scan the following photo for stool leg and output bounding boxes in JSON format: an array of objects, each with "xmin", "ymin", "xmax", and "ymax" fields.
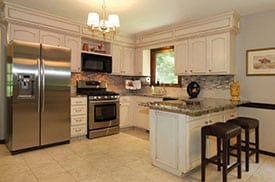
[
  {"xmin": 255, "ymin": 126, "xmax": 259, "ymax": 163},
  {"xmin": 217, "ymin": 137, "xmax": 221, "ymax": 171},
  {"xmin": 222, "ymin": 139, "xmax": 228, "ymax": 182},
  {"xmin": 201, "ymin": 132, "xmax": 206, "ymax": 181},
  {"xmin": 237, "ymin": 134, "xmax": 242, "ymax": 179},
  {"xmin": 245, "ymin": 129, "xmax": 250, "ymax": 172}
]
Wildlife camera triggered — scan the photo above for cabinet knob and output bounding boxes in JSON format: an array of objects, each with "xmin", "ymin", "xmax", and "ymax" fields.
[
  {"xmin": 190, "ymin": 70, "xmax": 193, "ymax": 72},
  {"xmin": 209, "ymin": 69, "xmax": 212, "ymax": 72},
  {"xmin": 209, "ymin": 120, "xmax": 213, "ymax": 123},
  {"xmin": 185, "ymin": 70, "xmax": 188, "ymax": 72},
  {"xmin": 204, "ymin": 121, "xmax": 208, "ymax": 124}
]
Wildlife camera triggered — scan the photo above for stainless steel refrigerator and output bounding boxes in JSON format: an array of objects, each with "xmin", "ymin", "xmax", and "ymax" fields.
[{"xmin": 6, "ymin": 40, "xmax": 71, "ymax": 153}]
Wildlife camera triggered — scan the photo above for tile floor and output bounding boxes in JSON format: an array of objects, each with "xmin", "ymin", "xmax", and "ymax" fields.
[{"xmin": 0, "ymin": 128, "xmax": 274, "ymax": 182}]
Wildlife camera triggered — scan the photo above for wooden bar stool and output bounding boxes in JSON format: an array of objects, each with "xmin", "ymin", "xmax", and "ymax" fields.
[
  {"xmin": 201, "ymin": 122, "xmax": 242, "ymax": 182},
  {"xmin": 226, "ymin": 117, "xmax": 259, "ymax": 171}
]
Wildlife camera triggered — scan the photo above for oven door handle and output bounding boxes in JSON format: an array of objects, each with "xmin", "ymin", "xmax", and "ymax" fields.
[{"xmin": 89, "ymin": 100, "xmax": 119, "ymax": 104}]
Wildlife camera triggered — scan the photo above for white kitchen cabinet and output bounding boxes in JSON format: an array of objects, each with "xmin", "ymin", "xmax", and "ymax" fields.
[
  {"xmin": 151, "ymin": 111, "xmax": 180, "ymax": 174},
  {"xmin": 133, "ymin": 96, "xmax": 162, "ymax": 130},
  {"xmin": 9, "ymin": 24, "xmax": 40, "ymax": 43},
  {"xmin": 111, "ymin": 44, "xmax": 135, "ymax": 75},
  {"xmin": 119, "ymin": 96, "xmax": 133, "ymax": 128},
  {"xmin": 174, "ymin": 40, "xmax": 188, "ymax": 75},
  {"xmin": 135, "ymin": 48, "xmax": 151, "ymax": 76},
  {"xmin": 65, "ymin": 36, "xmax": 81, "ymax": 72},
  {"xmin": 188, "ymin": 37, "xmax": 207, "ymax": 74},
  {"xmin": 207, "ymin": 33, "xmax": 230, "ymax": 74},
  {"xmin": 150, "ymin": 109, "xmax": 234, "ymax": 175},
  {"xmin": 174, "ymin": 32, "xmax": 235, "ymax": 75},
  {"xmin": 71, "ymin": 96, "xmax": 87, "ymax": 138},
  {"xmin": 40, "ymin": 30, "xmax": 64, "ymax": 46}
]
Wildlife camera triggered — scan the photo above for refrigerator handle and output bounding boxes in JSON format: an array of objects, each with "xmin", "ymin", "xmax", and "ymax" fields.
[
  {"xmin": 37, "ymin": 58, "xmax": 41, "ymax": 113},
  {"xmin": 41, "ymin": 58, "xmax": 45, "ymax": 113}
]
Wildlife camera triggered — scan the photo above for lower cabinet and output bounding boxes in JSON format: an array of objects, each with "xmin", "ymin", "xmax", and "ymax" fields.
[
  {"xmin": 119, "ymin": 96, "xmax": 133, "ymax": 128},
  {"xmin": 150, "ymin": 108, "xmax": 237, "ymax": 175},
  {"xmin": 71, "ymin": 96, "xmax": 87, "ymax": 138}
]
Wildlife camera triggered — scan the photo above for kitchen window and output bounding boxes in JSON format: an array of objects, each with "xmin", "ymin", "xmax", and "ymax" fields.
[{"xmin": 151, "ymin": 46, "xmax": 182, "ymax": 87}]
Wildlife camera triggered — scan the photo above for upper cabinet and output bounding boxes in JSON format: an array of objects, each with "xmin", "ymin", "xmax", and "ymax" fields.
[
  {"xmin": 111, "ymin": 44, "xmax": 135, "ymax": 75},
  {"xmin": 40, "ymin": 30, "xmax": 64, "ymax": 46},
  {"xmin": 9, "ymin": 24, "xmax": 40, "ymax": 43},
  {"xmin": 175, "ymin": 32, "xmax": 235, "ymax": 75},
  {"xmin": 9, "ymin": 24, "xmax": 82, "ymax": 72},
  {"xmin": 65, "ymin": 36, "xmax": 81, "ymax": 72},
  {"xmin": 135, "ymin": 48, "xmax": 151, "ymax": 76}
]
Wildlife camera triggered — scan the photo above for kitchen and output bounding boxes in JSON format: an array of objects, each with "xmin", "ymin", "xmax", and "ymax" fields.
[{"xmin": 1, "ymin": 0, "xmax": 275, "ymax": 181}]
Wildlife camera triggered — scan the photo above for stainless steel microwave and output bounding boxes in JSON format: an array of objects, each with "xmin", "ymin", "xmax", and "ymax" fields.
[{"xmin": 81, "ymin": 52, "xmax": 112, "ymax": 73}]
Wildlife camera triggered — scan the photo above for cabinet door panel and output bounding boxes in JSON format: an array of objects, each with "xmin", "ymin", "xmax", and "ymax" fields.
[
  {"xmin": 65, "ymin": 36, "xmax": 81, "ymax": 72},
  {"xmin": 175, "ymin": 40, "xmax": 188, "ymax": 75},
  {"xmin": 40, "ymin": 30, "xmax": 64, "ymax": 46},
  {"xmin": 188, "ymin": 38, "xmax": 206, "ymax": 74},
  {"xmin": 207, "ymin": 33, "xmax": 228, "ymax": 73},
  {"xmin": 9, "ymin": 24, "xmax": 39, "ymax": 43}
]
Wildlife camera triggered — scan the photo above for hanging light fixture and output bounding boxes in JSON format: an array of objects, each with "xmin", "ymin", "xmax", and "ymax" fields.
[{"xmin": 87, "ymin": 0, "xmax": 120, "ymax": 37}]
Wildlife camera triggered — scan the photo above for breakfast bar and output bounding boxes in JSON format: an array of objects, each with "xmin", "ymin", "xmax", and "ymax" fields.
[{"xmin": 147, "ymin": 98, "xmax": 247, "ymax": 176}]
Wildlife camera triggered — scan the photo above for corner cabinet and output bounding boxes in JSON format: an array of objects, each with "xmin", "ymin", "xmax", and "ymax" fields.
[
  {"xmin": 174, "ymin": 32, "xmax": 235, "ymax": 75},
  {"xmin": 111, "ymin": 44, "xmax": 135, "ymax": 75},
  {"xmin": 150, "ymin": 108, "xmax": 237, "ymax": 176}
]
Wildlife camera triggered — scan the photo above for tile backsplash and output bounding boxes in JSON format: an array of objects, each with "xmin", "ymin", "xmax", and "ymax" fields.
[{"xmin": 71, "ymin": 73, "xmax": 234, "ymax": 99}]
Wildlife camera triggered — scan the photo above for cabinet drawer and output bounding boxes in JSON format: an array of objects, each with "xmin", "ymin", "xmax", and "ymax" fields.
[
  {"xmin": 71, "ymin": 105, "xmax": 87, "ymax": 115},
  {"xmin": 71, "ymin": 125, "xmax": 87, "ymax": 137},
  {"xmin": 71, "ymin": 97, "xmax": 87, "ymax": 106},
  {"xmin": 71, "ymin": 115, "xmax": 87, "ymax": 125}
]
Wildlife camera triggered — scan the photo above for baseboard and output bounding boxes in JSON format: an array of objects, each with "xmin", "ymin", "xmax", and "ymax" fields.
[
  {"xmin": 0, "ymin": 140, "xmax": 5, "ymax": 144},
  {"xmin": 260, "ymin": 150, "xmax": 275, "ymax": 157}
]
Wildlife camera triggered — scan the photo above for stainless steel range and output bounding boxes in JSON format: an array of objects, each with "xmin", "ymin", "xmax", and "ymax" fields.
[{"xmin": 77, "ymin": 80, "xmax": 120, "ymax": 139}]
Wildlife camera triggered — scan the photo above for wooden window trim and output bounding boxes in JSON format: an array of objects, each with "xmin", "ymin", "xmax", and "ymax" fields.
[{"xmin": 150, "ymin": 46, "xmax": 182, "ymax": 87}]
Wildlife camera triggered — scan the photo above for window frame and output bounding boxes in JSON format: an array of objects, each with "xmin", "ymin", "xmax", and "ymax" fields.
[{"xmin": 150, "ymin": 46, "xmax": 182, "ymax": 87}]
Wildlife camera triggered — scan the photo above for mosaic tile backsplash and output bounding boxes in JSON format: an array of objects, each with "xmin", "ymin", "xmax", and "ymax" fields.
[{"xmin": 71, "ymin": 73, "xmax": 234, "ymax": 99}]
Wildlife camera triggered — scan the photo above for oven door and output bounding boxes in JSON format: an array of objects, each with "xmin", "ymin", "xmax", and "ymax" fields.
[{"xmin": 89, "ymin": 99, "xmax": 119, "ymax": 130}]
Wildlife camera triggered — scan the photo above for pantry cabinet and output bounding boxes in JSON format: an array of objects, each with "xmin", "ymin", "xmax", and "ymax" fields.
[
  {"xmin": 174, "ymin": 32, "xmax": 235, "ymax": 75},
  {"xmin": 111, "ymin": 44, "xmax": 135, "ymax": 75}
]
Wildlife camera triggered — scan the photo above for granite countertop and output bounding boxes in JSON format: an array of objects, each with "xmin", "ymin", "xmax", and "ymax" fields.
[{"xmin": 146, "ymin": 97, "xmax": 249, "ymax": 116}]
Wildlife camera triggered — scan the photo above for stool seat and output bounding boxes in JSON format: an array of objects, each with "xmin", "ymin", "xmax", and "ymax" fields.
[
  {"xmin": 203, "ymin": 122, "xmax": 241, "ymax": 138},
  {"xmin": 227, "ymin": 117, "xmax": 259, "ymax": 129}
]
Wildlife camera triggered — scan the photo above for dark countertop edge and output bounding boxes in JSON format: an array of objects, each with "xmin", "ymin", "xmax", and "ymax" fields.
[{"xmin": 239, "ymin": 102, "xmax": 275, "ymax": 110}]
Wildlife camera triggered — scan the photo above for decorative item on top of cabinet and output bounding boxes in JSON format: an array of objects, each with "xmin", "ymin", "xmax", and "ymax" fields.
[
  {"xmin": 71, "ymin": 96, "xmax": 87, "ymax": 138},
  {"xmin": 81, "ymin": 38, "xmax": 111, "ymax": 54}
]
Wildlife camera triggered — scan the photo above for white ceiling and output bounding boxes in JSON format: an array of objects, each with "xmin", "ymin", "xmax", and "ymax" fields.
[{"xmin": 4, "ymin": 0, "xmax": 275, "ymax": 35}]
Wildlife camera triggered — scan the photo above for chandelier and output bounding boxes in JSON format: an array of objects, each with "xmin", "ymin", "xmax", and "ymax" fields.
[{"xmin": 87, "ymin": 0, "xmax": 120, "ymax": 37}]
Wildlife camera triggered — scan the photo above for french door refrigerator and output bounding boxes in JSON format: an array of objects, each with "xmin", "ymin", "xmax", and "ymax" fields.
[{"xmin": 6, "ymin": 40, "xmax": 71, "ymax": 153}]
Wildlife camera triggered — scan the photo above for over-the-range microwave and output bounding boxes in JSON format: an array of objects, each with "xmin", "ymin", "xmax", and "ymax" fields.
[{"xmin": 81, "ymin": 52, "xmax": 112, "ymax": 73}]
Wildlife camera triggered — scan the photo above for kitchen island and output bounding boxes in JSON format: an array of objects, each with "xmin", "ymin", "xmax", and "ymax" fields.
[{"xmin": 148, "ymin": 98, "xmax": 246, "ymax": 176}]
